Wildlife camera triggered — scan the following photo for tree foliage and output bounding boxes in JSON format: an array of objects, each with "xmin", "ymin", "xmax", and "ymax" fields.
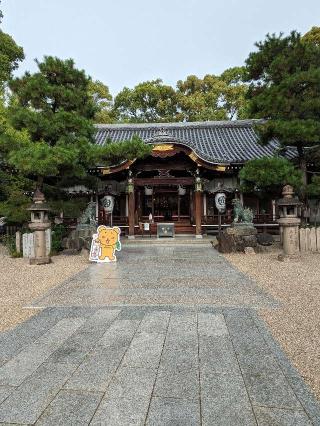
[
  {"xmin": 303, "ymin": 26, "xmax": 320, "ymax": 47},
  {"xmin": 114, "ymin": 79, "xmax": 178, "ymax": 123},
  {"xmin": 239, "ymin": 156, "xmax": 303, "ymax": 195},
  {"xmin": 5, "ymin": 56, "xmax": 97, "ymax": 185},
  {"xmin": 245, "ymin": 30, "xmax": 320, "ymax": 184},
  {"xmin": 176, "ymin": 67, "xmax": 248, "ymax": 121},
  {"xmin": 113, "ymin": 70, "xmax": 249, "ymax": 123},
  {"xmin": 0, "ymin": 168, "xmax": 31, "ymax": 223},
  {"xmin": 0, "ymin": 4, "xmax": 24, "ymax": 88},
  {"xmin": 88, "ymin": 80, "xmax": 114, "ymax": 123},
  {"xmin": 3, "ymin": 56, "xmax": 151, "ymax": 194},
  {"xmin": 306, "ymin": 175, "xmax": 320, "ymax": 197},
  {"xmin": 94, "ymin": 135, "xmax": 151, "ymax": 166}
]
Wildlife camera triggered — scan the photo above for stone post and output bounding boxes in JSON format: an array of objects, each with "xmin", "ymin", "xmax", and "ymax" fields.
[
  {"xmin": 15, "ymin": 231, "xmax": 21, "ymax": 254},
  {"xmin": 277, "ymin": 185, "xmax": 301, "ymax": 256}
]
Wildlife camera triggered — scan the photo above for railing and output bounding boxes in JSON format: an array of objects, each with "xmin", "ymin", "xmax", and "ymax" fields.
[
  {"xmin": 203, "ymin": 213, "xmax": 276, "ymax": 225},
  {"xmin": 202, "ymin": 214, "xmax": 279, "ymax": 235}
]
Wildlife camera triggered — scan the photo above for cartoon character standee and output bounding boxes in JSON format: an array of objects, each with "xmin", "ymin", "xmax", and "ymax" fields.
[{"xmin": 89, "ymin": 225, "xmax": 121, "ymax": 263}]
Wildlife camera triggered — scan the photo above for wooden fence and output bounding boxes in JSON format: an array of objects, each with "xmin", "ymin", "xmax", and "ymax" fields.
[{"xmin": 299, "ymin": 227, "xmax": 320, "ymax": 252}]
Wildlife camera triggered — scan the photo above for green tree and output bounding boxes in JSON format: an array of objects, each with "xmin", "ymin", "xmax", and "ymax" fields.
[
  {"xmin": 6, "ymin": 56, "xmax": 96, "ymax": 188},
  {"xmin": 114, "ymin": 79, "xmax": 178, "ymax": 122},
  {"xmin": 88, "ymin": 80, "xmax": 114, "ymax": 123},
  {"xmin": 0, "ymin": 5, "xmax": 28, "ymax": 223},
  {"xmin": 306, "ymin": 175, "xmax": 320, "ymax": 197},
  {"xmin": 302, "ymin": 26, "xmax": 320, "ymax": 47},
  {"xmin": 94, "ymin": 135, "xmax": 151, "ymax": 166},
  {"xmin": 4, "ymin": 56, "xmax": 151, "ymax": 193},
  {"xmin": 0, "ymin": 3, "xmax": 24, "ymax": 89},
  {"xmin": 239, "ymin": 156, "xmax": 303, "ymax": 195},
  {"xmin": 245, "ymin": 30, "xmax": 320, "ymax": 185},
  {"xmin": 176, "ymin": 67, "xmax": 248, "ymax": 121},
  {"xmin": 0, "ymin": 168, "xmax": 31, "ymax": 223}
]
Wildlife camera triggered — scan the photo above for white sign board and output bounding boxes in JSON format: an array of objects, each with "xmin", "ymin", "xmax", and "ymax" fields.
[
  {"xmin": 45, "ymin": 228, "xmax": 51, "ymax": 256},
  {"xmin": 23, "ymin": 233, "xmax": 35, "ymax": 258}
]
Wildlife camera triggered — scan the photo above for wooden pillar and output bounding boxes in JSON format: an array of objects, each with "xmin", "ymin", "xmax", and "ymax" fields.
[
  {"xmin": 195, "ymin": 190, "xmax": 203, "ymax": 238},
  {"xmin": 125, "ymin": 194, "xmax": 129, "ymax": 217},
  {"xmin": 190, "ymin": 190, "xmax": 194, "ymax": 223},
  {"xmin": 128, "ymin": 189, "xmax": 135, "ymax": 238},
  {"xmin": 203, "ymin": 193, "xmax": 207, "ymax": 216},
  {"xmin": 152, "ymin": 190, "xmax": 155, "ymax": 218},
  {"xmin": 95, "ymin": 193, "xmax": 99, "ymax": 224}
]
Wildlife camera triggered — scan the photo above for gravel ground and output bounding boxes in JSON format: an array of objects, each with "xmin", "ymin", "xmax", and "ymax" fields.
[
  {"xmin": 0, "ymin": 244, "xmax": 89, "ymax": 332},
  {"xmin": 225, "ymin": 248, "xmax": 320, "ymax": 401}
]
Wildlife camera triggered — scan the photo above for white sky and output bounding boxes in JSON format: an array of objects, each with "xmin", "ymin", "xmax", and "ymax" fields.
[{"xmin": 2, "ymin": 0, "xmax": 320, "ymax": 95}]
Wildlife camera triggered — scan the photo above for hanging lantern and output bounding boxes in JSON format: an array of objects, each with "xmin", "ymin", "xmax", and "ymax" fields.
[
  {"xmin": 101, "ymin": 195, "xmax": 115, "ymax": 213},
  {"xmin": 178, "ymin": 185, "xmax": 186, "ymax": 196},
  {"xmin": 215, "ymin": 192, "xmax": 226, "ymax": 213},
  {"xmin": 145, "ymin": 186, "xmax": 153, "ymax": 196}
]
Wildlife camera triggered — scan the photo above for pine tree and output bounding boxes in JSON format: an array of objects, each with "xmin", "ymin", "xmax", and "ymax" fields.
[{"xmin": 245, "ymin": 30, "xmax": 320, "ymax": 186}]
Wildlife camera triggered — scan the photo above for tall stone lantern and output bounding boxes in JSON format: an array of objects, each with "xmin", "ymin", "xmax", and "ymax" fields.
[
  {"xmin": 28, "ymin": 189, "xmax": 51, "ymax": 265},
  {"xmin": 277, "ymin": 185, "xmax": 301, "ymax": 256}
]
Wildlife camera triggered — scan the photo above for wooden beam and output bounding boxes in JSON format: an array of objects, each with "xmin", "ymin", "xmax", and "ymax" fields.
[{"xmin": 134, "ymin": 177, "xmax": 194, "ymax": 186}]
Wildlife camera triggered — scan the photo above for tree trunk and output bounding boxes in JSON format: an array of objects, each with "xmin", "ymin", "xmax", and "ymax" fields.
[
  {"xmin": 297, "ymin": 145, "xmax": 307, "ymax": 186},
  {"xmin": 297, "ymin": 144, "xmax": 307, "ymax": 224},
  {"xmin": 37, "ymin": 176, "xmax": 44, "ymax": 190}
]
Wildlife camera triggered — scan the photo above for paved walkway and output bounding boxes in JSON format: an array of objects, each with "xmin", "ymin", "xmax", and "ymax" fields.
[{"xmin": 0, "ymin": 244, "xmax": 319, "ymax": 425}]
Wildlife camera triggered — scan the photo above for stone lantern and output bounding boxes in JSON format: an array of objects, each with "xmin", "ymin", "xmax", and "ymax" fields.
[
  {"xmin": 277, "ymin": 185, "xmax": 301, "ymax": 256},
  {"xmin": 28, "ymin": 189, "xmax": 51, "ymax": 265}
]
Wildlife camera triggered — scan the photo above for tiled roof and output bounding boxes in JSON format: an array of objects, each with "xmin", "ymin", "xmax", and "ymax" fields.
[{"xmin": 94, "ymin": 120, "xmax": 296, "ymax": 165}]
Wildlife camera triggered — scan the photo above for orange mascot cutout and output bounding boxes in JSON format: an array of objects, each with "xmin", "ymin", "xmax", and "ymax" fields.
[{"xmin": 89, "ymin": 226, "xmax": 121, "ymax": 263}]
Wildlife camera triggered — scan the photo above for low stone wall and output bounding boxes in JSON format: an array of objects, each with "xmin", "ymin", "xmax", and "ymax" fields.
[{"xmin": 299, "ymin": 227, "xmax": 320, "ymax": 252}]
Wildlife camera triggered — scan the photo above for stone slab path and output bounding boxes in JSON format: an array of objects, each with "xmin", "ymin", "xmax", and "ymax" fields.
[{"xmin": 0, "ymin": 244, "xmax": 319, "ymax": 425}]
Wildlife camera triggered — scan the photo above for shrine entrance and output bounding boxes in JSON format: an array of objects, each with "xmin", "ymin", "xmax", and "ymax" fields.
[{"xmin": 141, "ymin": 186, "xmax": 191, "ymax": 222}]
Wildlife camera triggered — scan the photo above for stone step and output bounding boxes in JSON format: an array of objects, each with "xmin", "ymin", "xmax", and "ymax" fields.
[{"xmin": 122, "ymin": 236, "xmax": 216, "ymax": 245}]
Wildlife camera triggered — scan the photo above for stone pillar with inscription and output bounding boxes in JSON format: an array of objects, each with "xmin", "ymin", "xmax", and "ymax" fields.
[
  {"xmin": 277, "ymin": 185, "xmax": 301, "ymax": 256},
  {"xmin": 28, "ymin": 189, "xmax": 51, "ymax": 265}
]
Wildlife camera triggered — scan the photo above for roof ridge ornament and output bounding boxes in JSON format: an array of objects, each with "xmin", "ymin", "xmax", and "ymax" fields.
[{"xmin": 152, "ymin": 128, "xmax": 172, "ymax": 138}]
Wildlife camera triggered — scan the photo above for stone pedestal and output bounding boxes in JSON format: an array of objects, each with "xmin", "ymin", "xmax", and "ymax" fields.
[
  {"xmin": 278, "ymin": 218, "xmax": 300, "ymax": 255},
  {"xmin": 62, "ymin": 226, "xmax": 95, "ymax": 252},
  {"xmin": 217, "ymin": 224, "xmax": 257, "ymax": 253},
  {"xmin": 277, "ymin": 185, "xmax": 301, "ymax": 257},
  {"xmin": 29, "ymin": 222, "xmax": 51, "ymax": 264}
]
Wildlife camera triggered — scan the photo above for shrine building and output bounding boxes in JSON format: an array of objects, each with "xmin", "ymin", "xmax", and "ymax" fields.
[{"xmin": 90, "ymin": 119, "xmax": 295, "ymax": 238}]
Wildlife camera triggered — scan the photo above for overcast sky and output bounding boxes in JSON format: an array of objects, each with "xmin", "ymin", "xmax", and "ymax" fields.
[{"xmin": 2, "ymin": 0, "xmax": 320, "ymax": 95}]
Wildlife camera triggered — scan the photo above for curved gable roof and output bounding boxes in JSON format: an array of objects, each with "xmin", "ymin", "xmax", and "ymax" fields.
[{"xmin": 94, "ymin": 120, "xmax": 296, "ymax": 165}]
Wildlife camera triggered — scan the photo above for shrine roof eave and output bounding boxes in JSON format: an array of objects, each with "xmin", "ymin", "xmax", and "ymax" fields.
[{"xmin": 94, "ymin": 119, "xmax": 297, "ymax": 166}]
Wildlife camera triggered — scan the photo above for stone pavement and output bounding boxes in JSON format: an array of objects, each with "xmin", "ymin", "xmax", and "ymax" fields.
[{"xmin": 0, "ymin": 244, "xmax": 319, "ymax": 425}]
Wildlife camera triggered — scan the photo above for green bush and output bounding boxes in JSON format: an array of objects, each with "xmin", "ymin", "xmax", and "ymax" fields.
[
  {"xmin": 239, "ymin": 156, "xmax": 303, "ymax": 195},
  {"xmin": 48, "ymin": 198, "xmax": 88, "ymax": 219},
  {"xmin": 51, "ymin": 224, "xmax": 68, "ymax": 254},
  {"xmin": 0, "ymin": 234, "xmax": 22, "ymax": 257}
]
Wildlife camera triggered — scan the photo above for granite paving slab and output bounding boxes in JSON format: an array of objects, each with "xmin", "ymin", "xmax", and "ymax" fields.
[
  {"xmin": 0, "ymin": 244, "xmax": 319, "ymax": 425},
  {"xmin": 30, "ymin": 245, "xmax": 277, "ymax": 308},
  {"xmin": 35, "ymin": 389, "xmax": 103, "ymax": 425}
]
